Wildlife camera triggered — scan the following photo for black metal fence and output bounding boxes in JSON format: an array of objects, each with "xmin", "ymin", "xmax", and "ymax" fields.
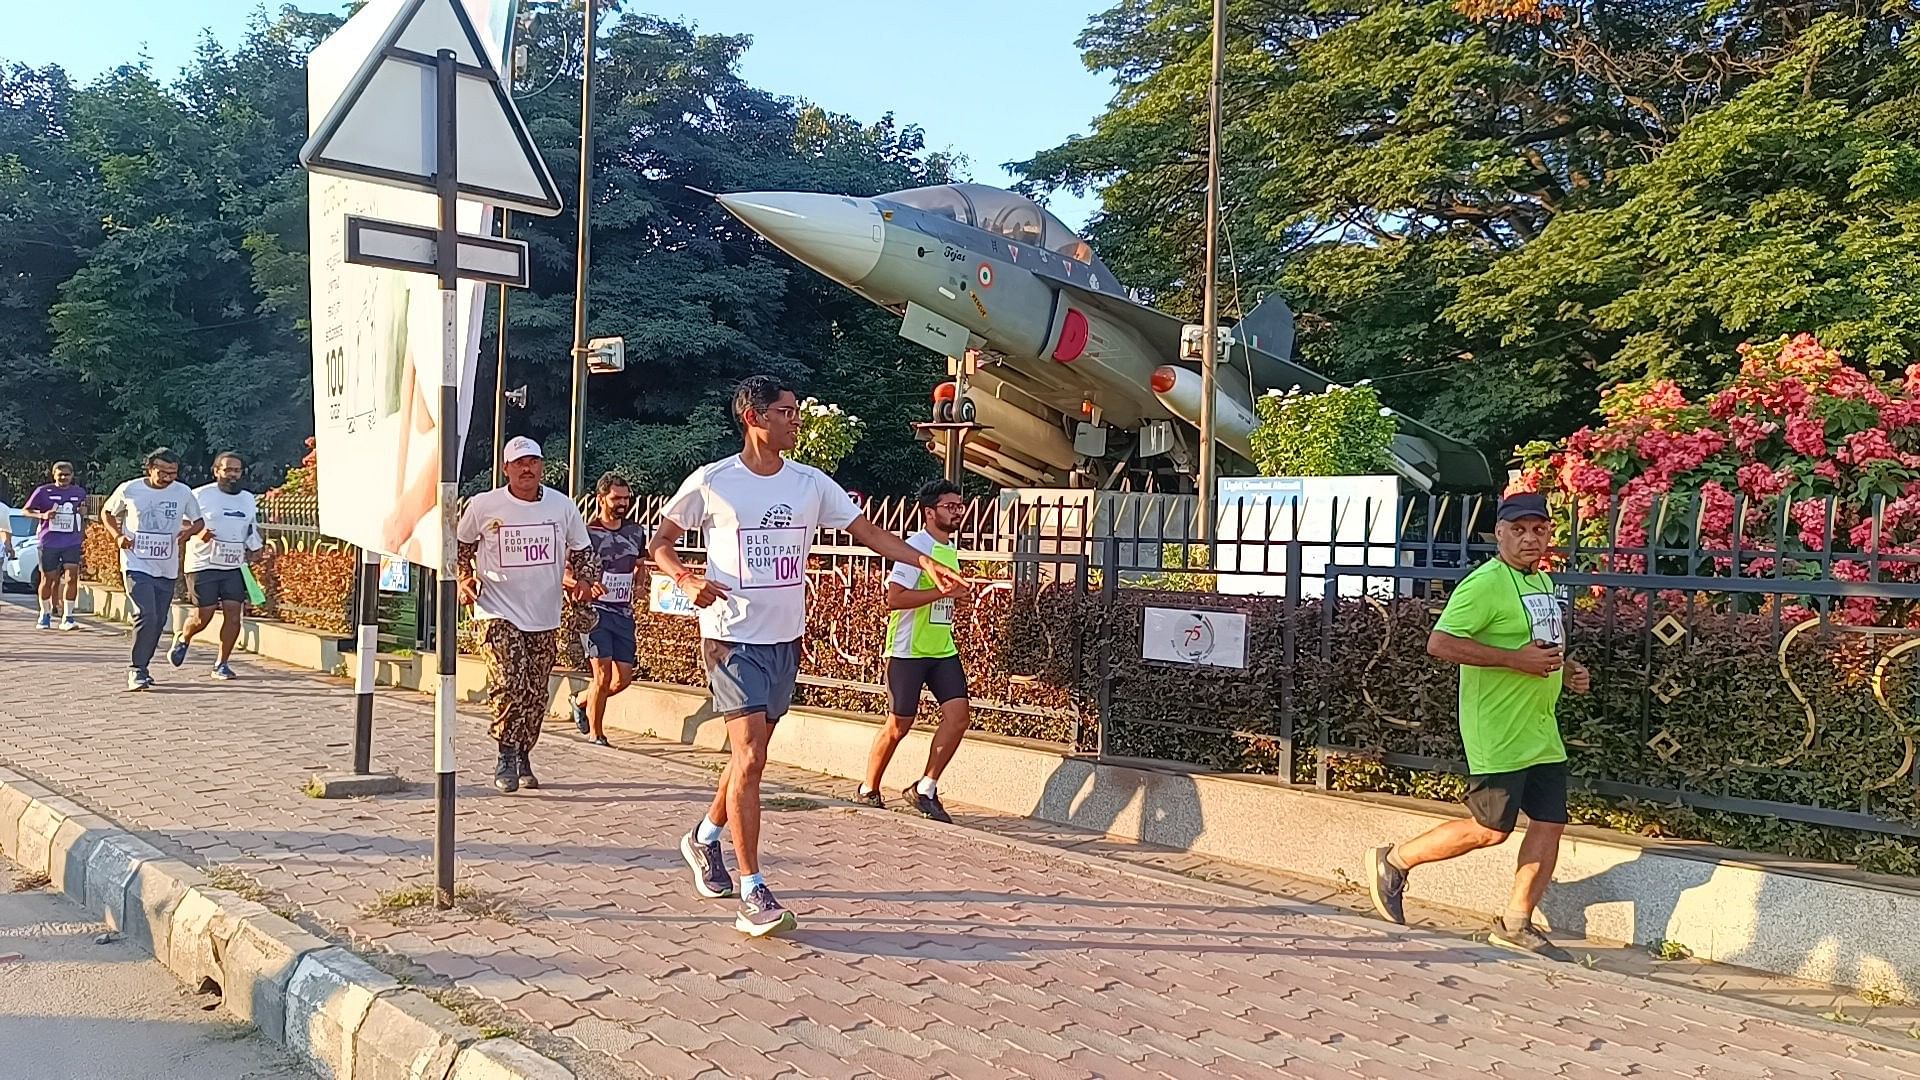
[{"xmin": 1064, "ymin": 492, "xmax": 1920, "ymax": 842}]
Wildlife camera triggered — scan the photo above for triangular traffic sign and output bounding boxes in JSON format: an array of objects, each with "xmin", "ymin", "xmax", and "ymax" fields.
[{"xmin": 299, "ymin": 0, "xmax": 564, "ymax": 217}]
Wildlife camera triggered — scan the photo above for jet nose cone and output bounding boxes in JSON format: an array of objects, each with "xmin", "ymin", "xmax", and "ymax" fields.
[{"xmin": 717, "ymin": 191, "xmax": 885, "ymax": 286}]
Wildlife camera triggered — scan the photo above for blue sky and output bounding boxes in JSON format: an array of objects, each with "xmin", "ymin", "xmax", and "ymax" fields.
[{"xmin": 2, "ymin": 0, "xmax": 1116, "ymax": 228}]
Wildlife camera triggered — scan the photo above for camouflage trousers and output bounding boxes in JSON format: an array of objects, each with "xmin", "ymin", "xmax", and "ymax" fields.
[{"xmin": 477, "ymin": 620, "xmax": 557, "ymax": 750}]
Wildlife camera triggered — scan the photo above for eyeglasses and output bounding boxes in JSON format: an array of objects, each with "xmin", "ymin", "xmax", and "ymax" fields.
[{"xmin": 934, "ymin": 501, "xmax": 966, "ymax": 511}]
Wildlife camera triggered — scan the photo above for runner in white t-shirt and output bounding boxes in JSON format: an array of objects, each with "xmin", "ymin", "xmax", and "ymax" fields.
[
  {"xmin": 101, "ymin": 448, "xmax": 204, "ymax": 691},
  {"xmin": 170, "ymin": 452, "xmax": 265, "ymax": 681},
  {"xmin": 649, "ymin": 375, "xmax": 967, "ymax": 938},
  {"xmin": 456, "ymin": 436, "xmax": 598, "ymax": 794}
]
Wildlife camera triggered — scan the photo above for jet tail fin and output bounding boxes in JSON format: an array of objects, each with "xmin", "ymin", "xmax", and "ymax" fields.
[{"xmin": 1231, "ymin": 295, "xmax": 1295, "ymax": 361}]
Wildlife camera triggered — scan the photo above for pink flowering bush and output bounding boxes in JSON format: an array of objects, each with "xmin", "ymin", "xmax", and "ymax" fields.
[{"xmin": 1513, "ymin": 334, "xmax": 1920, "ymax": 622}]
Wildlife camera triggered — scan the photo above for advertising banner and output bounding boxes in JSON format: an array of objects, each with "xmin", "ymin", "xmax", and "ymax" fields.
[{"xmin": 306, "ymin": 0, "xmax": 514, "ymax": 566}]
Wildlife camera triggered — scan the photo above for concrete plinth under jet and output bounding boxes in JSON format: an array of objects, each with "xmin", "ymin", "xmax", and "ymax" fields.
[{"xmin": 715, "ymin": 183, "xmax": 1492, "ymax": 491}]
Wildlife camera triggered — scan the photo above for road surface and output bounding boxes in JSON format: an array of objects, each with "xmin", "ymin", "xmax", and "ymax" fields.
[{"xmin": 0, "ymin": 859, "xmax": 311, "ymax": 1080}]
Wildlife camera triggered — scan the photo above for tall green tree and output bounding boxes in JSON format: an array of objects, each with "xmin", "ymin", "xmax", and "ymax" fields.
[
  {"xmin": 488, "ymin": 12, "xmax": 956, "ymax": 494},
  {"xmin": 1021, "ymin": 0, "xmax": 1920, "ymax": 457},
  {"xmin": 1, "ymin": 6, "xmax": 958, "ymax": 496}
]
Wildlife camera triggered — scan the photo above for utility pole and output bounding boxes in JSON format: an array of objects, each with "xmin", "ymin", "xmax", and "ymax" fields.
[
  {"xmin": 566, "ymin": 0, "xmax": 599, "ymax": 498},
  {"xmin": 492, "ymin": 209, "xmax": 510, "ymax": 489},
  {"xmin": 1196, "ymin": 0, "xmax": 1226, "ymax": 544}
]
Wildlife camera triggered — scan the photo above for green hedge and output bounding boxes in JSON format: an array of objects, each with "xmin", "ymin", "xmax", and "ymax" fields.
[{"xmin": 630, "ymin": 562, "xmax": 1920, "ymax": 875}]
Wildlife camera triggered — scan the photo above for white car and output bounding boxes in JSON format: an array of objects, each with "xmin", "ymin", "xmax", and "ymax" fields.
[{"xmin": 2, "ymin": 511, "xmax": 41, "ymax": 592}]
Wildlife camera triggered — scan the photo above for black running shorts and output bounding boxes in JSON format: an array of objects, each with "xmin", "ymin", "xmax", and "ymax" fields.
[
  {"xmin": 1464, "ymin": 761, "xmax": 1570, "ymax": 835},
  {"xmin": 187, "ymin": 568, "xmax": 248, "ymax": 608},
  {"xmin": 886, "ymin": 655, "xmax": 968, "ymax": 717}
]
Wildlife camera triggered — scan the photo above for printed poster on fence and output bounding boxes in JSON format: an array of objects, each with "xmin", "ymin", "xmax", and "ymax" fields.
[
  {"xmin": 1141, "ymin": 607, "xmax": 1248, "ymax": 669},
  {"xmin": 305, "ymin": 0, "xmax": 514, "ymax": 567}
]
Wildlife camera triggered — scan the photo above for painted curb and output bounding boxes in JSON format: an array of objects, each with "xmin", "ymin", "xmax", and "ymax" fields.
[{"xmin": 0, "ymin": 775, "xmax": 573, "ymax": 1080}]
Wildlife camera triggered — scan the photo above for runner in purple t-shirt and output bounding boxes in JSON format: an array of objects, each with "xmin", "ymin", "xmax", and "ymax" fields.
[{"xmin": 21, "ymin": 461, "xmax": 88, "ymax": 631}]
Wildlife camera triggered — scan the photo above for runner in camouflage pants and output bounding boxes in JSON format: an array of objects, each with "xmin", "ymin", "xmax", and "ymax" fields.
[
  {"xmin": 478, "ymin": 620, "xmax": 559, "ymax": 749},
  {"xmin": 456, "ymin": 436, "xmax": 598, "ymax": 794}
]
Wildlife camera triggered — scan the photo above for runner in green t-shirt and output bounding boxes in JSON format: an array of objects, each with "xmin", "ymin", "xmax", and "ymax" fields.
[
  {"xmin": 857, "ymin": 480, "xmax": 972, "ymax": 822},
  {"xmin": 1364, "ymin": 492, "xmax": 1592, "ymax": 961}
]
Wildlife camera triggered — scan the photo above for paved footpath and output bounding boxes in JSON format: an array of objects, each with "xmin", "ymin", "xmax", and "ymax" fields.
[{"xmin": 3, "ymin": 607, "xmax": 1918, "ymax": 1079}]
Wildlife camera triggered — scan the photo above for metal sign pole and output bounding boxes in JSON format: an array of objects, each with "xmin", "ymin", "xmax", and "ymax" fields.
[
  {"xmin": 432, "ymin": 46, "xmax": 461, "ymax": 911},
  {"xmin": 353, "ymin": 547, "xmax": 380, "ymax": 773}
]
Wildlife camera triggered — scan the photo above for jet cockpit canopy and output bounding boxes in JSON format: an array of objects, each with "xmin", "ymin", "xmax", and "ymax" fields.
[{"xmin": 878, "ymin": 183, "xmax": 1114, "ymax": 280}]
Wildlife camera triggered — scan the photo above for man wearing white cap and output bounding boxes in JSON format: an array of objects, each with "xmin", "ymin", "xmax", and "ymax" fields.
[{"xmin": 456, "ymin": 436, "xmax": 598, "ymax": 793}]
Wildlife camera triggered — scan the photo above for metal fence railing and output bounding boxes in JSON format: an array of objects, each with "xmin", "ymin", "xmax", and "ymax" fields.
[{"xmin": 1059, "ymin": 492, "xmax": 1920, "ymax": 841}]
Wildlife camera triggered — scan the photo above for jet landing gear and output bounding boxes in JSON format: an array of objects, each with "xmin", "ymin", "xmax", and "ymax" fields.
[{"xmin": 919, "ymin": 377, "xmax": 987, "ymax": 485}]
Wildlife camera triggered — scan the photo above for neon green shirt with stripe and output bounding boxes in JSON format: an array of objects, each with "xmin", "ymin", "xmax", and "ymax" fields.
[
  {"xmin": 885, "ymin": 531, "xmax": 960, "ymax": 659},
  {"xmin": 1433, "ymin": 558, "xmax": 1568, "ymax": 775}
]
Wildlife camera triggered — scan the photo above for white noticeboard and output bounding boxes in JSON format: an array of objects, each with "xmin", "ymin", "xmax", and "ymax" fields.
[
  {"xmin": 649, "ymin": 573, "xmax": 697, "ymax": 616},
  {"xmin": 1142, "ymin": 607, "xmax": 1248, "ymax": 669},
  {"xmin": 305, "ymin": 0, "xmax": 513, "ymax": 568},
  {"xmin": 1215, "ymin": 475, "xmax": 1401, "ymax": 598}
]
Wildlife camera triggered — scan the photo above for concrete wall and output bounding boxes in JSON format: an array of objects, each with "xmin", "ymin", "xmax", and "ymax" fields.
[{"xmin": 75, "ymin": 582, "xmax": 1920, "ymax": 997}]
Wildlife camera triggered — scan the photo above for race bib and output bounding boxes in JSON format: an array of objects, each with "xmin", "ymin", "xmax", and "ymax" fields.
[
  {"xmin": 49, "ymin": 505, "xmax": 78, "ymax": 533},
  {"xmin": 210, "ymin": 540, "xmax": 246, "ymax": 568},
  {"xmin": 1521, "ymin": 591, "xmax": 1565, "ymax": 646},
  {"xmin": 736, "ymin": 527, "xmax": 808, "ymax": 589},
  {"xmin": 600, "ymin": 571, "xmax": 634, "ymax": 604},
  {"xmin": 133, "ymin": 533, "xmax": 174, "ymax": 561},
  {"xmin": 930, "ymin": 598, "xmax": 954, "ymax": 626},
  {"xmin": 498, "ymin": 523, "xmax": 558, "ymax": 569}
]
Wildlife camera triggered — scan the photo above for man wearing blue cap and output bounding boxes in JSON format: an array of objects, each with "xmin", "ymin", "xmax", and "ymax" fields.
[{"xmin": 1364, "ymin": 491, "xmax": 1591, "ymax": 960}]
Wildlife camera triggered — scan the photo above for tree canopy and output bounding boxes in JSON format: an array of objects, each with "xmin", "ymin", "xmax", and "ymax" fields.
[
  {"xmin": 0, "ymin": 5, "xmax": 956, "ymax": 498},
  {"xmin": 1020, "ymin": 0, "xmax": 1920, "ymax": 458}
]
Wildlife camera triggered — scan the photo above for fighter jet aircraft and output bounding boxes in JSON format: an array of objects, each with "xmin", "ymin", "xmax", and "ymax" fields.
[{"xmin": 715, "ymin": 182, "xmax": 1493, "ymax": 491}]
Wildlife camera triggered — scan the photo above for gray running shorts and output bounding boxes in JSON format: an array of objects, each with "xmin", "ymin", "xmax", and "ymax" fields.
[{"xmin": 701, "ymin": 638, "xmax": 801, "ymax": 722}]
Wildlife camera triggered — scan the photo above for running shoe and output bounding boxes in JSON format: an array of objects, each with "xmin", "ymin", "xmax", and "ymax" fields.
[
  {"xmin": 517, "ymin": 748, "xmax": 539, "ymax": 790},
  {"xmin": 167, "ymin": 637, "xmax": 189, "ymax": 668},
  {"xmin": 1488, "ymin": 919, "xmax": 1573, "ymax": 963},
  {"xmin": 591, "ymin": 735, "xmax": 611, "ymax": 747},
  {"xmin": 735, "ymin": 883, "xmax": 797, "ymax": 938},
  {"xmin": 58, "ymin": 615, "xmax": 78, "ymax": 632},
  {"xmin": 493, "ymin": 744, "xmax": 519, "ymax": 794},
  {"xmin": 1367, "ymin": 845, "xmax": 1408, "ymax": 925},
  {"xmin": 126, "ymin": 670, "xmax": 153, "ymax": 692},
  {"xmin": 211, "ymin": 663, "xmax": 238, "ymax": 681},
  {"xmin": 35, "ymin": 612, "xmax": 52, "ymax": 631},
  {"xmin": 571, "ymin": 698, "xmax": 589, "ymax": 734},
  {"xmin": 853, "ymin": 787, "xmax": 884, "ymax": 809},
  {"xmin": 904, "ymin": 786, "xmax": 953, "ymax": 823},
  {"xmin": 680, "ymin": 829, "xmax": 735, "ymax": 899}
]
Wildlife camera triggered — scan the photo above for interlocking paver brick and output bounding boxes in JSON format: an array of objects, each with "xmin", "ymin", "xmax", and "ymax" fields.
[{"xmin": 5, "ymin": 612, "xmax": 1920, "ymax": 1080}]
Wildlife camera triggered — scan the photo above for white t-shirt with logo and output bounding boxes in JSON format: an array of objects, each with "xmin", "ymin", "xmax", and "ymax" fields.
[
  {"xmin": 185, "ymin": 485, "xmax": 264, "ymax": 572},
  {"xmin": 104, "ymin": 480, "xmax": 203, "ymax": 579},
  {"xmin": 661, "ymin": 456, "xmax": 861, "ymax": 644},
  {"xmin": 456, "ymin": 486, "xmax": 592, "ymax": 633}
]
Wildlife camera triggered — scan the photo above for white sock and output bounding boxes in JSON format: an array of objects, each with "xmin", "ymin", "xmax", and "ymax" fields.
[
  {"xmin": 695, "ymin": 816, "xmax": 724, "ymax": 845},
  {"xmin": 38, "ymin": 599, "xmax": 51, "ymax": 615},
  {"xmin": 916, "ymin": 776, "xmax": 937, "ymax": 797},
  {"xmin": 741, "ymin": 872, "xmax": 765, "ymax": 892}
]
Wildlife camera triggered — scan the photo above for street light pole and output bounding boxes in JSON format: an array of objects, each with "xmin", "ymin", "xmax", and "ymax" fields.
[
  {"xmin": 492, "ymin": 209, "xmax": 510, "ymax": 489},
  {"xmin": 1196, "ymin": 0, "xmax": 1226, "ymax": 544},
  {"xmin": 566, "ymin": 0, "xmax": 598, "ymax": 498}
]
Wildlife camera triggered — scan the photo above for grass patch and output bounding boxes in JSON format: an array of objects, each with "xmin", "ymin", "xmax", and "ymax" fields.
[
  {"xmin": 425, "ymin": 987, "xmax": 518, "ymax": 1041},
  {"xmin": 763, "ymin": 795, "xmax": 831, "ymax": 812},
  {"xmin": 365, "ymin": 883, "xmax": 521, "ymax": 924},
  {"xmin": 1649, "ymin": 938, "xmax": 1694, "ymax": 962},
  {"xmin": 11, "ymin": 870, "xmax": 50, "ymax": 892},
  {"xmin": 207, "ymin": 866, "xmax": 273, "ymax": 903},
  {"xmin": 301, "ymin": 778, "xmax": 326, "ymax": 798}
]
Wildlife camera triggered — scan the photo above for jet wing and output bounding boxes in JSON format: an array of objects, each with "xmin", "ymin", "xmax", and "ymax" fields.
[{"xmin": 1049, "ymin": 279, "xmax": 1495, "ymax": 490}]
